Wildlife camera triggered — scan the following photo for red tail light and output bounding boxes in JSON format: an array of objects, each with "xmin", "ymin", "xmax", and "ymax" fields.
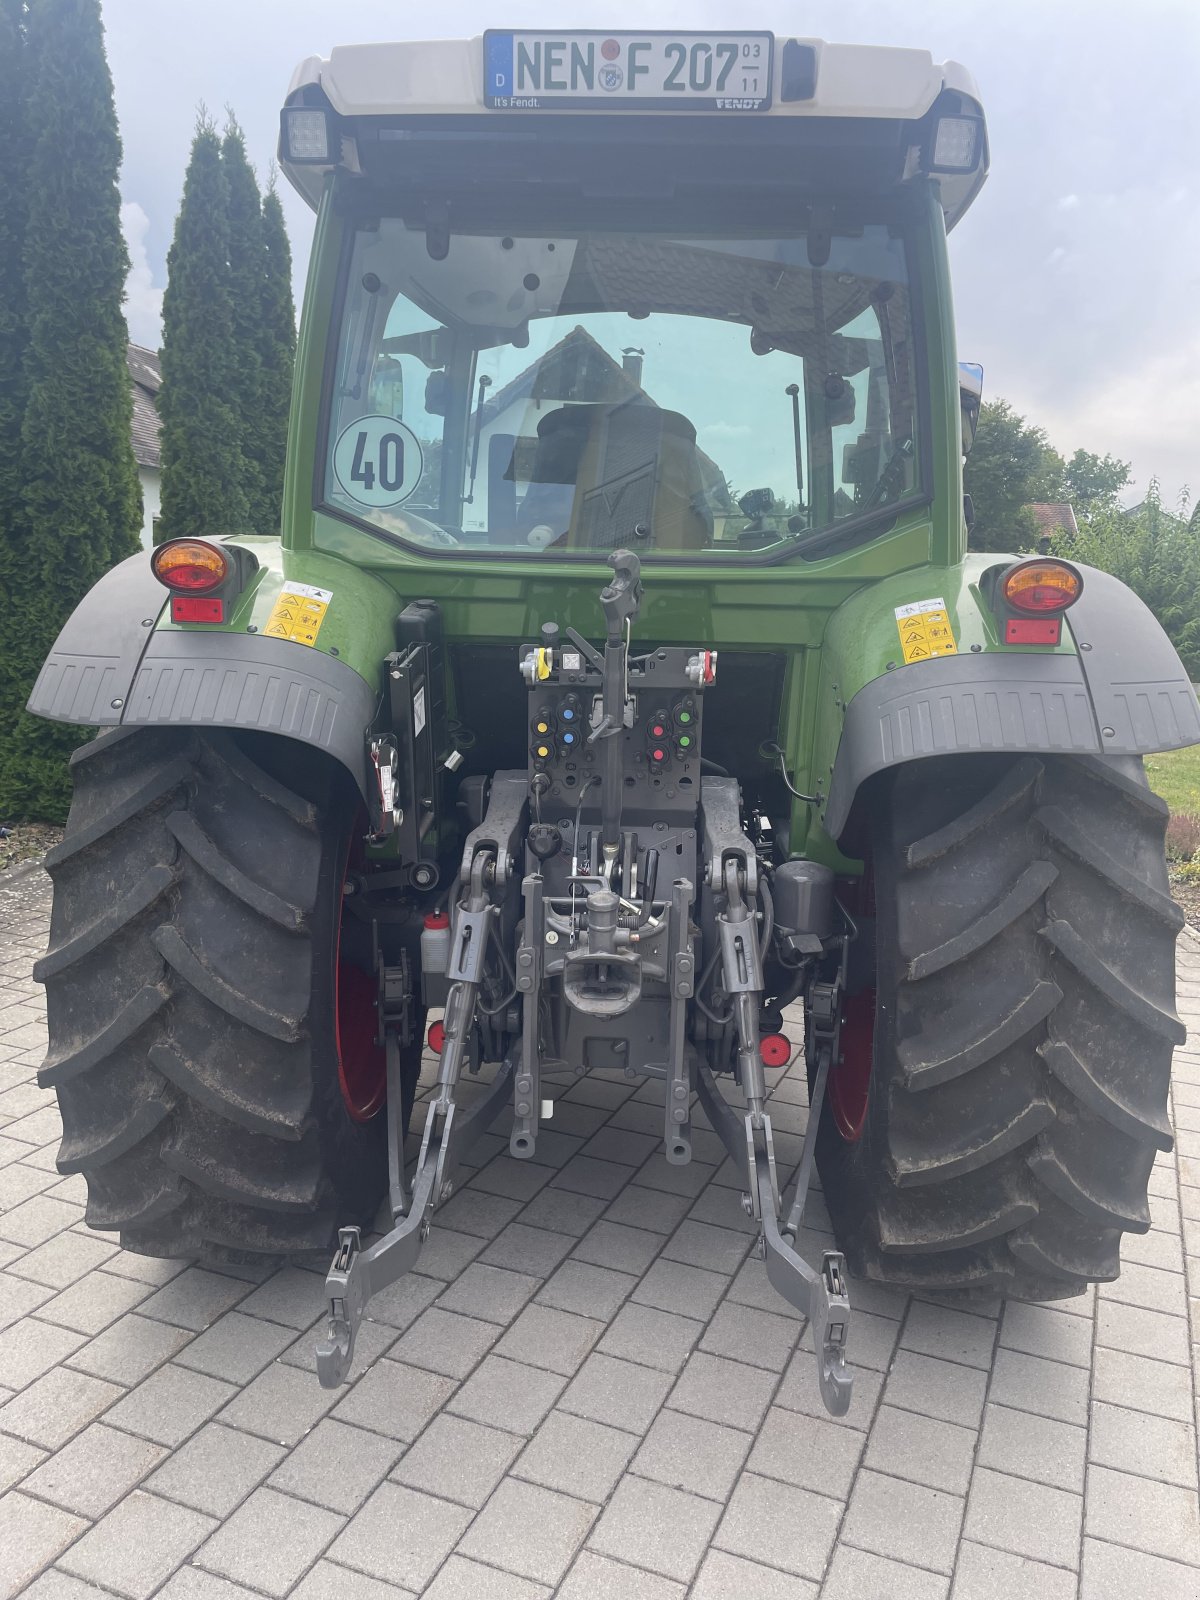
[
  {"xmin": 1000, "ymin": 559, "xmax": 1083, "ymax": 615},
  {"xmin": 151, "ymin": 539, "xmax": 230, "ymax": 594}
]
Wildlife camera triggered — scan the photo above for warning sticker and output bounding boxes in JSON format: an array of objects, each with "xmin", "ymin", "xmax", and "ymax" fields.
[
  {"xmin": 264, "ymin": 582, "xmax": 333, "ymax": 648},
  {"xmin": 894, "ymin": 596, "xmax": 958, "ymax": 665}
]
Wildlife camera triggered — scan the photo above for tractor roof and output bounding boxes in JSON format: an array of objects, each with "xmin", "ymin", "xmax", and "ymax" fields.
[{"xmin": 280, "ymin": 34, "xmax": 987, "ymax": 228}]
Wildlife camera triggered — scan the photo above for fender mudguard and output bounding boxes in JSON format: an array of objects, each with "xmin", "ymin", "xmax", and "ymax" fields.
[
  {"xmin": 26, "ymin": 548, "xmax": 383, "ymax": 803},
  {"xmin": 821, "ymin": 563, "xmax": 1200, "ymax": 840}
]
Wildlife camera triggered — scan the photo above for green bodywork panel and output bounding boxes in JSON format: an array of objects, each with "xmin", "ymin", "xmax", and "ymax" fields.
[{"xmin": 157, "ymin": 179, "xmax": 1066, "ymax": 868}]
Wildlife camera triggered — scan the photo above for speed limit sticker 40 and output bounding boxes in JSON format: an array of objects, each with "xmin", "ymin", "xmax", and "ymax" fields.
[{"xmin": 333, "ymin": 415, "xmax": 424, "ymax": 508}]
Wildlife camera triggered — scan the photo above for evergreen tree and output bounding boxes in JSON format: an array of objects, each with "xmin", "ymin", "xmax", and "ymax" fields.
[
  {"xmin": 221, "ymin": 116, "xmax": 263, "ymax": 528},
  {"xmin": 257, "ymin": 175, "xmax": 296, "ymax": 533},
  {"xmin": 0, "ymin": 0, "xmax": 141, "ymax": 823},
  {"xmin": 965, "ymin": 398, "xmax": 1065, "ymax": 553},
  {"xmin": 157, "ymin": 112, "xmax": 249, "ymax": 539}
]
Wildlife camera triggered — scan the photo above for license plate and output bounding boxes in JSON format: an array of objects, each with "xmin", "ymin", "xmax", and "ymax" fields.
[{"xmin": 484, "ymin": 31, "xmax": 773, "ymax": 112}]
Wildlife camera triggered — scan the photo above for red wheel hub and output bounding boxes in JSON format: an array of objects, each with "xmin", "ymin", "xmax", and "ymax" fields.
[
  {"xmin": 334, "ymin": 825, "xmax": 386, "ymax": 1121},
  {"xmin": 828, "ymin": 986, "xmax": 875, "ymax": 1141}
]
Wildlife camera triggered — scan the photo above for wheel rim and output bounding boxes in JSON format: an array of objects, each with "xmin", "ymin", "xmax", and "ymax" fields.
[
  {"xmin": 335, "ymin": 822, "xmax": 386, "ymax": 1121},
  {"xmin": 828, "ymin": 986, "xmax": 875, "ymax": 1141},
  {"xmin": 826, "ymin": 865, "xmax": 876, "ymax": 1143}
]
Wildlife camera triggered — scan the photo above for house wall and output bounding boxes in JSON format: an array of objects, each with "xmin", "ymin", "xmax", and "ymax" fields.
[{"xmin": 138, "ymin": 466, "xmax": 161, "ymax": 549}]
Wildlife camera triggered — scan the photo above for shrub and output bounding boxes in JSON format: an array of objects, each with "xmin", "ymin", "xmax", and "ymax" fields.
[{"xmin": 1165, "ymin": 812, "xmax": 1200, "ymax": 862}]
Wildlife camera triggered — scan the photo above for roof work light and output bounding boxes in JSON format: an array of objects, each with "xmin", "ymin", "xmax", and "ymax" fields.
[
  {"xmin": 281, "ymin": 106, "xmax": 335, "ymax": 164},
  {"xmin": 928, "ymin": 114, "xmax": 983, "ymax": 173}
]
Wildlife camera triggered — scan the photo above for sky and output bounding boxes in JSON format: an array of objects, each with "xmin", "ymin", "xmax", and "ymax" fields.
[{"xmin": 104, "ymin": 0, "xmax": 1200, "ymax": 508}]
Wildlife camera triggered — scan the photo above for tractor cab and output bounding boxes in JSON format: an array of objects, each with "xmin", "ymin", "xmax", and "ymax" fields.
[{"xmin": 279, "ymin": 32, "xmax": 987, "ymax": 567}]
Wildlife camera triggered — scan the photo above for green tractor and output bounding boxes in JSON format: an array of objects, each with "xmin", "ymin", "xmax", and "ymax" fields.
[{"xmin": 29, "ymin": 30, "xmax": 1199, "ymax": 1415}]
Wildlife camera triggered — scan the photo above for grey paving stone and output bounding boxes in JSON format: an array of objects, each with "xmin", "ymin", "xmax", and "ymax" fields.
[
  {"xmin": 355, "ymin": 1272, "xmax": 441, "ymax": 1334},
  {"xmin": 1091, "ymin": 1344, "xmax": 1197, "ymax": 1422},
  {"xmin": 951, "ymin": 1541, "xmax": 1076, "ymax": 1600},
  {"xmin": 392, "ymin": 1412, "xmax": 521, "ymax": 1507},
  {"xmin": 745, "ymin": 1404, "xmax": 864, "ymax": 1499},
  {"xmin": 60, "ymin": 1490, "xmax": 217, "ymax": 1600},
  {"xmin": 266, "ymin": 1417, "xmax": 402, "ymax": 1515},
  {"xmin": 518, "ymin": 1187, "xmax": 608, "ymax": 1239},
  {"xmin": 724, "ymin": 1255, "xmax": 803, "ymax": 1320},
  {"xmin": 459, "ymin": 1475, "xmax": 598, "ymax": 1585},
  {"xmin": 479, "ymin": 1222, "xmax": 575, "ymax": 1278},
  {"xmin": 0, "ymin": 1492, "xmax": 87, "ymax": 1597},
  {"xmin": 580, "ymin": 1126, "xmax": 659, "ymax": 1167},
  {"xmin": 842, "ymin": 1468, "xmax": 965, "ymax": 1575},
  {"xmin": 635, "ymin": 1153, "xmax": 716, "ymax": 1199},
  {"xmin": 1122, "ymin": 1223, "xmax": 1185, "ymax": 1271},
  {"xmin": 1090, "ymin": 1399, "xmax": 1198, "ymax": 1488},
  {"xmin": 714, "ymin": 1470, "xmax": 841, "ymax": 1580},
  {"xmin": 391, "ymin": 1226, "xmax": 476, "ymax": 1285},
  {"xmin": 469, "ymin": 1156, "xmax": 557, "ymax": 1203},
  {"xmin": 103, "ymin": 1362, "xmax": 235, "ymax": 1448},
  {"xmin": 495, "ymin": 1302, "xmax": 603, "ymax": 1377},
  {"xmin": 631, "ymin": 1258, "xmax": 729, "ymax": 1321},
  {"xmin": 1104, "ymin": 1257, "xmax": 1189, "ymax": 1316},
  {"xmin": 435, "ymin": 1262, "xmax": 539, "ymax": 1324},
  {"xmin": 0, "ymin": 1315, "xmax": 86, "ymax": 1387},
  {"xmin": 822, "ymin": 1546, "xmax": 949, "ymax": 1600},
  {"xmin": 659, "ymin": 1220, "xmax": 750, "ymax": 1277},
  {"xmin": 194, "ymin": 1485, "xmax": 344, "ymax": 1598},
  {"xmin": 7, "ymin": 1230, "xmax": 117, "ymax": 1289},
  {"xmin": 557, "ymin": 1551, "xmax": 684, "ymax": 1600},
  {"xmin": 0, "ymin": 1270, "xmax": 53, "ymax": 1331},
  {"xmin": 698, "ymin": 1301, "xmax": 799, "ymax": 1373},
  {"xmin": 572, "ymin": 1220, "xmax": 663, "ymax": 1276},
  {"xmin": 551, "ymin": 1154, "xmax": 636, "ymax": 1200},
  {"xmin": 513, "ymin": 1409, "xmax": 637, "ymax": 1502},
  {"xmin": 603, "ymin": 1185, "xmax": 693, "ymax": 1236},
  {"xmin": 388, "ymin": 1306, "xmax": 499, "ymax": 1378},
  {"xmin": 690, "ymin": 1549, "xmax": 814, "ymax": 1600},
  {"xmin": 1084, "ymin": 1463, "xmax": 1200, "ymax": 1565},
  {"xmin": 289, "ymin": 1559, "xmax": 416, "ymax": 1600},
  {"xmin": 436, "ymin": 1187, "xmax": 524, "ymax": 1240},
  {"xmin": 0, "ymin": 1192, "xmax": 81, "ymax": 1247},
  {"xmin": 22, "ymin": 1420, "xmax": 166, "ymax": 1518},
  {"xmin": 146, "ymin": 1421, "xmax": 285, "ymax": 1518},
  {"xmin": 590, "ymin": 1475, "xmax": 721, "ymax": 1583},
  {"xmin": 0, "ymin": 1429, "xmax": 45, "ymax": 1494},
  {"xmin": 0, "ymin": 1364, "xmax": 122, "ymax": 1449},
  {"xmin": 536, "ymin": 1260, "xmax": 637, "ymax": 1320},
  {"xmin": 329, "ymin": 1481, "xmax": 471, "ymax": 1590},
  {"xmin": 987, "ymin": 1346, "xmax": 1089, "ymax": 1426},
  {"xmin": 32, "ymin": 1270, "xmax": 152, "ymax": 1336},
  {"xmin": 863, "ymin": 1404, "xmax": 978, "ymax": 1495},
  {"xmin": 901, "ymin": 1300, "xmax": 997, "ymax": 1369},
  {"xmin": 1096, "ymin": 1297, "xmax": 1191, "ymax": 1365},
  {"xmin": 1079, "ymin": 1537, "xmax": 1200, "ymax": 1600},
  {"xmin": 173, "ymin": 1310, "xmax": 296, "ymax": 1384},
  {"xmin": 560, "ymin": 1351, "xmax": 672, "ymax": 1432},
  {"xmin": 976, "ymin": 1402, "xmax": 1087, "ymax": 1492},
  {"xmin": 597, "ymin": 1302, "xmax": 703, "ymax": 1374},
  {"xmin": 999, "ymin": 1299, "xmax": 1094, "ymax": 1368},
  {"xmin": 666, "ymin": 1350, "xmax": 776, "ymax": 1431},
  {"xmin": 98, "ymin": 1253, "xmax": 188, "ymax": 1287},
  {"xmin": 422, "ymin": 1555, "xmax": 549, "ymax": 1600},
  {"xmin": 561, "ymin": 1076, "xmax": 635, "ymax": 1111},
  {"xmin": 963, "ymin": 1465, "xmax": 1082, "ymax": 1568},
  {"xmin": 137, "ymin": 1269, "xmax": 251, "ymax": 1332},
  {"xmin": 331, "ymin": 1358, "xmax": 456, "ymax": 1442},
  {"xmin": 631, "ymin": 1408, "xmax": 751, "ymax": 1501},
  {"xmin": 23, "ymin": 1571, "xmax": 140, "ymax": 1600},
  {"xmin": 447, "ymin": 1354, "xmax": 564, "ymax": 1435}
]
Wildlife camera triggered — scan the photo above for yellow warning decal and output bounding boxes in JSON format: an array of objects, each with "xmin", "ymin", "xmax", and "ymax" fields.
[
  {"xmin": 264, "ymin": 582, "xmax": 333, "ymax": 648},
  {"xmin": 894, "ymin": 597, "xmax": 958, "ymax": 665}
]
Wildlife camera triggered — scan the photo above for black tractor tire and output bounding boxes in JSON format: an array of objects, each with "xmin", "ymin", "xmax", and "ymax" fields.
[
  {"xmin": 35, "ymin": 727, "xmax": 417, "ymax": 1264},
  {"xmin": 817, "ymin": 753, "xmax": 1184, "ymax": 1299}
]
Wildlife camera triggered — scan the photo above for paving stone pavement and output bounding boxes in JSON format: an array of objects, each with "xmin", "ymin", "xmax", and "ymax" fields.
[{"xmin": 2, "ymin": 860, "xmax": 1199, "ymax": 1599}]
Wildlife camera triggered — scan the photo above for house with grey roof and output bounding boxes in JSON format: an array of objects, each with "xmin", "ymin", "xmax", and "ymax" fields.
[{"xmin": 127, "ymin": 343, "xmax": 161, "ymax": 547}]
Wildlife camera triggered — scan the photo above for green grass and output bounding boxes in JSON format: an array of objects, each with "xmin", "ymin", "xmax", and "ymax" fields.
[{"xmin": 1144, "ymin": 745, "xmax": 1200, "ymax": 816}]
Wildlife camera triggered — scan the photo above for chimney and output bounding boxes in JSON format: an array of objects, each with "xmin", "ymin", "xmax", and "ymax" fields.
[{"xmin": 621, "ymin": 347, "xmax": 644, "ymax": 387}]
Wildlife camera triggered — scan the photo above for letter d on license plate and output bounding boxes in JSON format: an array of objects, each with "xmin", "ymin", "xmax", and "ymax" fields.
[{"xmin": 484, "ymin": 31, "xmax": 773, "ymax": 111}]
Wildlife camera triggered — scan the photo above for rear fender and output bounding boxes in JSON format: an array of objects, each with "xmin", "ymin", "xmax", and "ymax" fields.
[
  {"xmin": 26, "ymin": 540, "xmax": 399, "ymax": 806},
  {"xmin": 817, "ymin": 559, "xmax": 1200, "ymax": 842}
]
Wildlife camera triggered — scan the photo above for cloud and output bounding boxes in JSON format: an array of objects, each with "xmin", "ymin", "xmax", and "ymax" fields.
[
  {"xmin": 121, "ymin": 200, "xmax": 164, "ymax": 349},
  {"xmin": 701, "ymin": 422, "xmax": 753, "ymax": 442}
]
